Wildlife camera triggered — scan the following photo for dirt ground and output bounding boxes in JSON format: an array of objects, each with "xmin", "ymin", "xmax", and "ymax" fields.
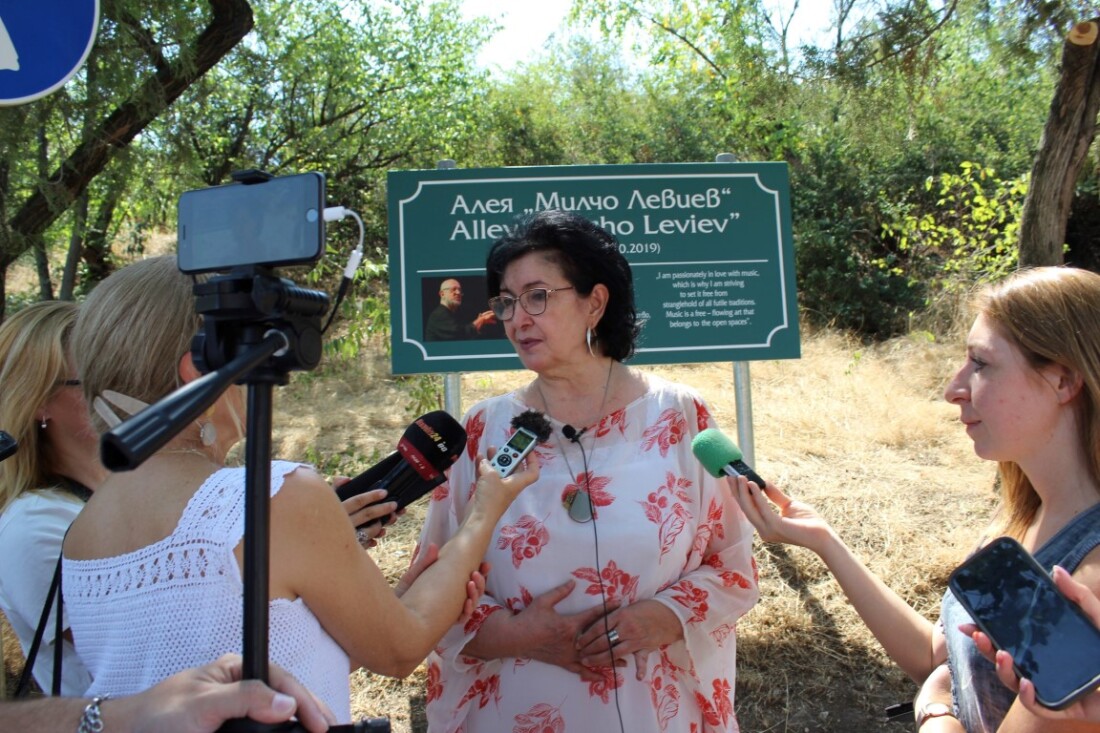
[{"xmin": 3, "ymin": 324, "xmax": 996, "ymax": 732}]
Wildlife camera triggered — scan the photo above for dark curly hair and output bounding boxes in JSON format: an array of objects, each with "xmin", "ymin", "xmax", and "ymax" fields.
[{"xmin": 485, "ymin": 209, "xmax": 641, "ymax": 361}]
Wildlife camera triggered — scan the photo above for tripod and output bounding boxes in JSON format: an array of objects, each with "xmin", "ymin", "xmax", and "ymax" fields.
[{"xmin": 103, "ymin": 267, "xmax": 388, "ymax": 733}]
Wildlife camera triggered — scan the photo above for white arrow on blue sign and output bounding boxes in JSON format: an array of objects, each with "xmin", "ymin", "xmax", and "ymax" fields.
[{"xmin": 0, "ymin": 0, "xmax": 99, "ymax": 106}]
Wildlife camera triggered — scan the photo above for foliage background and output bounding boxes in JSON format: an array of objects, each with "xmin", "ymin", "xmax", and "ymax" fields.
[
  {"xmin": 2, "ymin": 0, "xmax": 1097, "ymax": 337},
  {"xmin": 2, "ymin": 0, "xmax": 1100, "ymax": 730}
]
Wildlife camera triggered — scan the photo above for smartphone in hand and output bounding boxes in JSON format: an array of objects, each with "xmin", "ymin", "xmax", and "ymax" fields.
[{"xmin": 948, "ymin": 536, "xmax": 1100, "ymax": 709}]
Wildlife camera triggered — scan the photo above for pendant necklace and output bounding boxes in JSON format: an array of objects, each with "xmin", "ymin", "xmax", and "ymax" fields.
[{"xmin": 534, "ymin": 360, "xmax": 615, "ymax": 522}]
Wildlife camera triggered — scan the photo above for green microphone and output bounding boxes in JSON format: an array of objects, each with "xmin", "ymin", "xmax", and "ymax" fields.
[{"xmin": 691, "ymin": 428, "xmax": 768, "ymax": 488}]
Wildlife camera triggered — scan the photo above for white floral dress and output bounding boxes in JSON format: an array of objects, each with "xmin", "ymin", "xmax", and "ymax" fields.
[{"xmin": 417, "ymin": 375, "xmax": 760, "ymax": 733}]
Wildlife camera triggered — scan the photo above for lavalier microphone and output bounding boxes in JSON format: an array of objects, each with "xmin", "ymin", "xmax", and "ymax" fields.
[{"xmin": 562, "ymin": 424, "xmax": 588, "ymax": 443}]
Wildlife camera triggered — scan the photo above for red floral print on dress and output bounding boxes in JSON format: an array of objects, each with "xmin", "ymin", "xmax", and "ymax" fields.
[
  {"xmin": 651, "ymin": 675, "xmax": 681, "ymax": 730},
  {"xmin": 497, "ymin": 515, "xmax": 549, "ymax": 569},
  {"xmin": 691, "ymin": 498, "xmax": 726, "ymax": 560},
  {"xmin": 504, "ymin": 586, "xmax": 534, "ymax": 613},
  {"xmin": 427, "ymin": 661, "xmax": 443, "ymax": 703},
  {"xmin": 669, "ymin": 580, "xmax": 710, "ymax": 625},
  {"xmin": 641, "ymin": 408, "xmax": 687, "ymax": 457},
  {"xmin": 649, "ymin": 655, "xmax": 690, "ymax": 731},
  {"xmin": 594, "ymin": 406, "xmax": 628, "ymax": 438},
  {"xmin": 587, "ymin": 664, "xmax": 623, "ymax": 703},
  {"xmin": 458, "ymin": 674, "xmax": 502, "ymax": 710},
  {"xmin": 513, "ymin": 703, "xmax": 565, "ymax": 733},
  {"xmin": 559, "ymin": 471, "xmax": 614, "ymax": 518},
  {"xmin": 640, "ymin": 471, "xmax": 695, "ymax": 559},
  {"xmin": 711, "ymin": 623, "xmax": 736, "ymax": 646},
  {"xmin": 693, "ymin": 398, "xmax": 711, "ymax": 433},
  {"xmin": 573, "ymin": 559, "xmax": 639, "ymax": 604},
  {"xmin": 465, "ymin": 410, "xmax": 486, "ymax": 461},
  {"xmin": 702, "ymin": 553, "xmax": 753, "ymax": 590},
  {"xmin": 693, "ymin": 678, "xmax": 734, "ymax": 729},
  {"xmin": 464, "ymin": 602, "xmax": 503, "ymax": 636}
]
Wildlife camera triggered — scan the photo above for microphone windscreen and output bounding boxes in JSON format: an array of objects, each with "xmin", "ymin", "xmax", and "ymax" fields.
[
  {"xmin": 512, "ymin": 409, "xmax": 552, "ymax": 442},
  {"xmin": 398, "ymin": 410, "xmax": 468, "ymax": 480},
  {"xmin": 691, "ymin": 428, "xmax": 743, "ymax": 478}
]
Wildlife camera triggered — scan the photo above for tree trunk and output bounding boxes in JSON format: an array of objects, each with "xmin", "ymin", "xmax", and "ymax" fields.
[
  {"xmin": 60, "ymin": 190, "xmax": 89, "ymax": 300},
  {"xmin": 0, "ymin": 0, "xmax": 253, "ymax": 278},
  {"xmin": 82, "ymin": 183, "xmax": 124, "ymax": 284},
  {"xmin": 1018, "ymin": 19, "xmax": 1100, "ymax": 267},
  {"xmin": 34, "ymin": 123, "xmax": 53, "ymax": 299}
]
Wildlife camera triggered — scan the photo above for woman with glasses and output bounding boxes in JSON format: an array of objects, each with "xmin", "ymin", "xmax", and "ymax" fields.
[
  {"xmin": 416, "ymin": 209, "xmax": 759, "ymax": 733},
  {"xmin": 0, "ymin": 301, "xmax": 108, "ymax": 695}
]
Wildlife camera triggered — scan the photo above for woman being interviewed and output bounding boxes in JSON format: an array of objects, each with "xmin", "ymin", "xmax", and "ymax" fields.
[
  {"xmin": 0, "ymin": 301, "xmax": 107, "ymax": 695},
  {"xmin": 417, "ymin": 209, "xmax": 759, "ymax": 733},
  {"xmin": 60, "ymin": 256, "xmax": 538, "ymax": 723}
]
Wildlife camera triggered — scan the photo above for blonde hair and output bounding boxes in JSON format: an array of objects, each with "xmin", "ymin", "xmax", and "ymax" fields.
[
  {"xmin": 73, "ymin": 256, "xmax": 202, "ymax": 435},
  {"xmin": 976, "ymin": 266, "xmax": 1100, "ymax": 538},
  {"xmin": 0, "ymin": 301, "xmax": 79, "ymax": 513}
]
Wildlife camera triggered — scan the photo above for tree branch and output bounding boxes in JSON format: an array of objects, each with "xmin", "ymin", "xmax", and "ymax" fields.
[{"xmin": 2, "ymin": 0, "xmax": 254, "ymax": 267}]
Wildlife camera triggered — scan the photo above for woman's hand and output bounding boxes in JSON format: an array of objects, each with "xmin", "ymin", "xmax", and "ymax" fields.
[
  {"xmin": 470, "ymin": 448, "xmax": 541, "ymax": 513},
  {"xmin": 395, "ymin": 543, "xmax": 489, "ymax": 623},
  {"xmin": 126, "ymin": 653, "xmax": 336, "ymax": 733},
  {"xmin": 471, "ymin": 580, "xmax": 619, "ymax": 682},
  {"xmin": 574, "ymin": 599, "xmax": 684, "ymax": 679},
  {"xmin": 728, "ymin": 476, "xmax": 835, "ymax": 553},
  {"xmin": 332, "ymin": 478, "xmax": 399, "ymax": 548}
]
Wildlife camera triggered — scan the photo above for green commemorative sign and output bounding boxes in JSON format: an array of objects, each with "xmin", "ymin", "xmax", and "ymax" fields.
[{"xmin": 387, "ymin": 162, "xmax": 799, "ymax": 375}]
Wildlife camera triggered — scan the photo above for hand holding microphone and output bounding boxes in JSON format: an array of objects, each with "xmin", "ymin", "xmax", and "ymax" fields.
[
  {"xmin": 336, "ymin": 410, "xmax": 467, "ymax": 529},
  {"xmin": 692, "ymin": 428, "xmax": 832, "ymax": 551},
  {"xmin": 691, "ymin": 428, "xmax": 769, "ymax": 488}
]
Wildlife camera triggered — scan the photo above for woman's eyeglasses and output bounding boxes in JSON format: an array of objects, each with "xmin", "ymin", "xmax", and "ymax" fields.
[{"xmin": 488, "ymin": 286, "xmax": 575, "ymax": 321}]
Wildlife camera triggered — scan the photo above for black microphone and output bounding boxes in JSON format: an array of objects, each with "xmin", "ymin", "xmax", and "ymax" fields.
[
  {"xmin": 562, "ymin": 424, "xmax": 588, "ymax": 443},
  {"xmin": 336, "ymin": 411, "xmax": 467, "ymax": 527}
]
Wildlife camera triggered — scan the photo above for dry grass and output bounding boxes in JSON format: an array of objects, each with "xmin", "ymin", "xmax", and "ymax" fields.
[{"xmin": 2, "ymin": 323, "xmax": 999, "ymax": 732}]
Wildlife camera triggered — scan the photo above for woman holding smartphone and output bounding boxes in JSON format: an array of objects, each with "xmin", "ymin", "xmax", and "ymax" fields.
[{"xmin": 731, "ymin": 266, "xmax": 1100, "ymax": 733}]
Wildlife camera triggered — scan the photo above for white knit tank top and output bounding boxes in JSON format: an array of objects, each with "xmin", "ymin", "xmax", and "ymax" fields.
[{"xmin": 63, "ymin": 461, "xmax": 351, "ymax": 721}]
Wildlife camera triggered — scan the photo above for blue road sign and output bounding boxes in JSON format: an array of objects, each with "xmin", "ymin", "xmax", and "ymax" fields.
[{"xmin": 0, "ymin": 1, "xmax": 99, "ymax": 106}]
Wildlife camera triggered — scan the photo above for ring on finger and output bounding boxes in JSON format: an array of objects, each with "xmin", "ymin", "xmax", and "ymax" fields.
[{"xmin": 607, "ymin": 628, "xmax": 620, "ymax": 646}]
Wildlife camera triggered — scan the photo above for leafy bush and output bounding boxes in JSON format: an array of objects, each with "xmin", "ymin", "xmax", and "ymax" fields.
[{"xmin": 882, "ymin": 162, "xmax": 1025, "ymax": 328}]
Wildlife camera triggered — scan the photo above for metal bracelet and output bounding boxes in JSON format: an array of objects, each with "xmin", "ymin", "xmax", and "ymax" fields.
[{"xmin": 78, "ymin": 695, "xmax": 108, "ymax": 733}]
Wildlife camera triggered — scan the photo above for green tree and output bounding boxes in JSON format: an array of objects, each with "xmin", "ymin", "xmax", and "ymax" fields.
[{"xmin": 0, "ymin": 1, "xmax": 254, "ymax": 313}]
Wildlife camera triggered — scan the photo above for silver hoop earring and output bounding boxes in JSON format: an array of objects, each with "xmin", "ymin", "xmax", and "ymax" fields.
[
  {"xmin": 199, "ymin": 421, "xmax": 218, "ymax": 447},
  {"xmin": 586, "ymin": 328, "xmax": 595, "ymax": 357}
]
